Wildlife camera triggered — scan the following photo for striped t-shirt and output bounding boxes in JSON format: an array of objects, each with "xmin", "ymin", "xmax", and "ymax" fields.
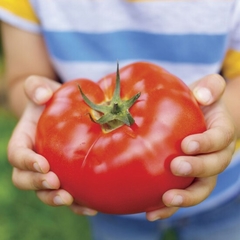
[{"xmin": 1, "ymin": 0, "xmax": 240, "ymax": 219}]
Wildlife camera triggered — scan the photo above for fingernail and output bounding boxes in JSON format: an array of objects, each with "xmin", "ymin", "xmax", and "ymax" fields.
[
  {"xmin": 53, "ymin": 196, "xmax": 64, "ymax": 205},
  {"xmin": 33, "ymin": 162, "xmax": 42, "ymax": 173},
  {"xmin": 42, "ymin": 180, "xmax": 52, "ymax": 189},
  {"xmin": 82, "ymin": 209, "xmax": 98, "ymax": 216},
  {"xmin": 194, "ymin": 87, "xmax": 212, "ymax": 104},
  {"xmin": 148, "ymin": 215, "xmax": 161, "ymax": 222},
  {"xmin": 35, "ymin": 87, "xmax": 52, "ymax": 103},
  {"xmin": 177, "ymin": 161, "xmax": 192, "ymax": 176},
  {"xmin": 187, "ymin": 141, "xmax": 199, "ymax": 153},
  {"xmin": 171, "ymin": 195, "xmax": 183, "ymax": 206}
]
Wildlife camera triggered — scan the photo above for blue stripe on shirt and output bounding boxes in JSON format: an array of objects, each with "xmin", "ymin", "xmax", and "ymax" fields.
[{"xmin": 43, "ymin": 31, "xmax": 227, "ymax": 64}]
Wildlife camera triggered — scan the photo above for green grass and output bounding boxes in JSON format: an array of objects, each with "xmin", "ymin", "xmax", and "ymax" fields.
[{"xmin": 0, "ymin": 108, "xmax": 92, "ymax": 240}]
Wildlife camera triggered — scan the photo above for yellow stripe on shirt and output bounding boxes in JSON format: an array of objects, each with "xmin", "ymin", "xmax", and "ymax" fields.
[
  {"xmin": 222, "ymin": 49, "xmax": 240, "ymax": 80},
  {"xmin": 0, "ymin": 0, "xmax": 39, "ymax": 23},
  {"xmin": 236, "ymin": 139, "xmax": 240, "ymax": 151}
]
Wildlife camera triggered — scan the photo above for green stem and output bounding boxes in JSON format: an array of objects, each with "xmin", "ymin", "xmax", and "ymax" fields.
[{"xmin": 78, "ymin": 63, "xmax": 141, "ymax": 132}]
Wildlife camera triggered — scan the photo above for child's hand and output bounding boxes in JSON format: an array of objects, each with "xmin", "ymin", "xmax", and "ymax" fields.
[
  {"xmin": 146, "ymin": 74, "xmax": 236, "ymax": 221},
  {"xmin": 8, "ymin": 74, "xmax": 236, "ymax": 219},
  {"xmin": 7, "ymin": 76, "xmax": 97, "ymax": 216}
]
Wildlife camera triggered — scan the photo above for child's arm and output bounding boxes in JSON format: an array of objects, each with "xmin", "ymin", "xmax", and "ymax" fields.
[{"xmin": 1, "ymin": 22, "xmax": 57, "ymax": 116}]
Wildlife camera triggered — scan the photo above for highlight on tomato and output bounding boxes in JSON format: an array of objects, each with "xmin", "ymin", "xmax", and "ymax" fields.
[{"xmin": 35, "ymin": 62, "xmax": 206, "ymax": 214}]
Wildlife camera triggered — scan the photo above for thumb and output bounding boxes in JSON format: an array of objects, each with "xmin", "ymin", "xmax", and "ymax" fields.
[
  {"xmin": 24, "ymin": 75, "xmax": 61, "ymax": 105},
  {"xmin": 190, "ymin": 74, "xmax": 226, "ymax": 106}
]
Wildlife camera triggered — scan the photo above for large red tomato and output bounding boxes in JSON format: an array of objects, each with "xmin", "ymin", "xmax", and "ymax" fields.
[{"xmin": 35, "ymin": 62, "xmax": 206, "ymax": 214}]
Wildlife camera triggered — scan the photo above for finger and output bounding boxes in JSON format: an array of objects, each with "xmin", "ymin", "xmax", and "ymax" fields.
[
  {"xmin": 146, "ymin": 207, "xmax": 179, "ymax": 221},
  {"xmin": 182, "ymin": 124, "xmax": 236, "ymax": 156},
  {"xmin": 190, "ymin": 74, "xmax": 226, "ymax": 105},
  {"xmin": 182, "ymin": 104, "xmax": 236, "ymax": 155},
  {"xmin": 172, "ymin": 142, "xmax": 235, "ymax": 177},
  {"xmin": 24, "ymin": 75, "xmax": 61, "ymax": 104},
  {"xmin": 69, "ymin": 203, "xmax": 98, "ymax": 216},
  {"xmin": 36, "ymin": 189, "xmax": 74, "ymax": 206},
  {"xmin": 8, "ymin": 103, "xmax": 49, "ymax": 172},
  {"xmin": 8, "ymin": 146, "xmax": 49, "ymax": 173},
  {"xmin": 162, "ymin": 176, "xmax": 217, "ymax": 207},
  {"xmin": 12, "ymin": 168, "xmax": 60, "ymax": 190}
]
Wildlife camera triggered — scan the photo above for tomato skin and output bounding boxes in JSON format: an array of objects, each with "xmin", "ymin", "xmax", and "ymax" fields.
[{"xmin": 35, "ymin": 62, "xmax": 206, "ymax": 214}]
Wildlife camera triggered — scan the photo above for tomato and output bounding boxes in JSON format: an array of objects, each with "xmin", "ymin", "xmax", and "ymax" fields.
[{"xmin": 35, "ymin": 62, "xmax": 206, "ymax": 214}]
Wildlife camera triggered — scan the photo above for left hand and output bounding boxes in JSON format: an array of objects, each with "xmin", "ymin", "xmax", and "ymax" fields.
[
  {"xmin": 8, "ymin": 76, "xmax": 98, "ymax": 216},
  {"xmin": 146, "ymin": 74, "xmax": 237, "ymax": 221}
]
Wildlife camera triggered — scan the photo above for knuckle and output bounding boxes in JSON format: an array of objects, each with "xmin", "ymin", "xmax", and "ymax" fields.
[
  {"xmin": 186, "ymin": 177, "xmax": 216, "ymax": 206},
  {"xmin": 163, "ymin": 211, "xmax": 174, "ymax": 219},
  {"xmin": 35, "ymin": 191, "xmax": 50, "ymax": 205},
  {"xmin": 192, "ymin": 156, "xmax": 206, "ymax": 176},
  {"xmin": 31, "ymin": 180, "xmax": 41, "ymax": 190},
  {"xmin": 180, "ymin": 192, "xmax": 196, "ymax": 207},
  {"xmin": 206, "ymin": 176, "xmax": 217, "ymax": 193},
  {"xmin": 210, "ymin": 74, "xmax": 226, "ymax": 90},
  {"xmin": 24, "ymin": 75, "xmax": 42, "ymax": 98},
  {"xmin": 12, "ymin": 176, "xmax": 19, "ymax": 189},
  {"xmin": 219, "ymin": 157, "xmax": 229, "ymax": 173},
  {"xmin": 219, "ymin": 147, "xmax": 235, "ymax": 173},
  {"xmin": 11, "ymin": 168, "xmax": 42, "ymax": 190},
  {"xmin": 36, "ymin": 190, "xmax": 59, "ymax": 207},
  {"xmin": 7, "ymin": 142, "xmax": 17, "ymax": 166},
  {"xmin": 25, "ymin": 75, "xmax": 40, "ymax": 85},
  {"xmin": 223, "ymin": 124, "xmax": 236, "ymax": 146},
  {"xmin": 202, "ymin": 133, "xmax": 214, "ymax": 152},
  {"xmin": 11, "ymin": 169, "xmax": 23, "ymax": 189}
]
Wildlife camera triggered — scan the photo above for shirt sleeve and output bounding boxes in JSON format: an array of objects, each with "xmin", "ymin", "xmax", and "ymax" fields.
[
  {"xmin": 222, "ymin": 50, "xmax": 240, "ymax": 80},
  {"xmin": 222, "ymin": 0, "xmax": 240, "ymax": 80},
  {"xmin": 0, "ymin": 0, "xmax": 40, "ymax": 33}
]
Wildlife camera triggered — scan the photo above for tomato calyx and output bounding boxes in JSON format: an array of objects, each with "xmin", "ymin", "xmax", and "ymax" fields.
[{"xmin": 78, "ymin": 63, "xmax": 141, "ymax": 133}]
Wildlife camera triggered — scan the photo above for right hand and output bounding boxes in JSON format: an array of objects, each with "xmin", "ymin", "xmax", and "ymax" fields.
[{"xmin": 7, "ymin": 76, "xmax": 97, "ymax": 216}]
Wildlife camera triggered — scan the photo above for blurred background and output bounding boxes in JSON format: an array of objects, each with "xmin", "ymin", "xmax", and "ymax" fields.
[{"xmin": 0, "ymin": 30, "xmax": 92, "ymax": 240}]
